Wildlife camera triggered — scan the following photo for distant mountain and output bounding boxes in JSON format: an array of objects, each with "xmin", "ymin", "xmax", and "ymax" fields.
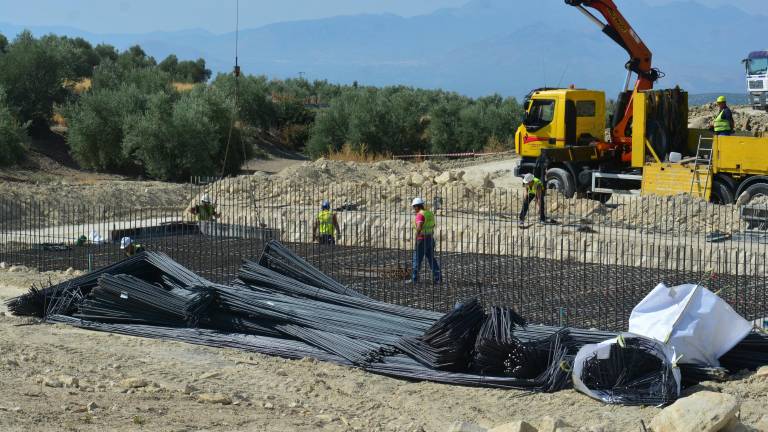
[
  {"xmin": 0, "ymin": 0, "xmax": 760, "ymax": 98},
  {"xmin": 689, "ymin": 93, "xmax": 748, "ymax": 106}
]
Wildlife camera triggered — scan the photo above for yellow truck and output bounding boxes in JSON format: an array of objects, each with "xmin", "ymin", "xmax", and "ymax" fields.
[{"xmin": 514, "ymin": 87, "xmax": 768, "ymax": 204}]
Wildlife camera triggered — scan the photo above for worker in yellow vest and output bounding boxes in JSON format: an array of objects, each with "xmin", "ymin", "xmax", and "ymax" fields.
[
  {"xmin": 411, "ymin": 197, "xmax": 442, "ymax": 284},
  {"xmin": 711, "ymin": 96, "xmax": 734, "ymax": 136},
  {"xmin": 313, "ymin": 200, "xmax": 341, "ymax": 245},
  {"xmin": 519, "ymin": 174, "xmax": 546, "ymax": 225}
]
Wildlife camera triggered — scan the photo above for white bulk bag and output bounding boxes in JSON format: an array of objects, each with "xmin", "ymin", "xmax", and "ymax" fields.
[{"xmin": 628, "ymin": 283, "xmax": 752, "ymax": 366}]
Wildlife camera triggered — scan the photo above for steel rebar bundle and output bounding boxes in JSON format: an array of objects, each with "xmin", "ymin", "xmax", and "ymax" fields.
[
  {"xmin": 74, "ymin": 274, "xmax": 213, "ymax": 326},
  {"xmin": 258, "ymin": 240, "xmax": 367, "ymax": 298},
  {"xmin": 238, "ymin": 259, "xmax": 441, "ymax": 323},
  {"xmin": 278, "ymin": 324, "xmax": 384, "ymax": 365},
  {"xmin": 576, "ymin": 335, "xmax": 680, "ymax": 406}
]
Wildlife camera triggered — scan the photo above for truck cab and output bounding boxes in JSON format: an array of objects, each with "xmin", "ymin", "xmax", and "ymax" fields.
[
  {"xmin": 515, "ymin": 88, "xmax": 607, "ymax": 197},
  {"xmin": 744, "ymin": 51, "xmax": 768, "ymax": 111}
]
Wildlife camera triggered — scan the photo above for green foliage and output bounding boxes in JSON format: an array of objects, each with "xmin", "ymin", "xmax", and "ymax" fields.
[
  {"xmin": 94, "ymin": 44, "xmax": 118, "ymax": 63},
  {"xmin": 0, "ymin": 87, "xmax": 29, "ymax": 166},
  {"xmin": 0, "ymin": 31, "xmax": 74, "ymax": 130},
  {"xmin": 160, "ymin": 55, "xmax": 211, "ymax": 83},
  {"xmin": 124, "ymin": 86, "xmax": 250, "ymax": 180},
  {"xmin": 64, "ymin": 85, "xmax": 148, "ymax": 171},
  {"xmin": 212, "ymin": 73, "xmax": 275, "ymax": 129},
  {"xmin": 0, "ymin": 33, "xmax": 8, "ymax": 54},
  {"xmin": 91, "ymin": 59, "xmax": 173, "ymax": 94},
  {"xmin": 117, "ymin": 45, "xmax": 156, "ymax": 70}
]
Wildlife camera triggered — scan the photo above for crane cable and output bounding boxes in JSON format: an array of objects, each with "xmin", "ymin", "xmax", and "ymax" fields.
[{"xmin": 220, "ymin": 0, "xmax": 243, "ymax": 177}]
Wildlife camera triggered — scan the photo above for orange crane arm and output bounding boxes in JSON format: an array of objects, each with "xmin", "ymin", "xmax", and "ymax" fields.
[{"xmin": 566, "ymin": 0, "xmax": 662, "ymax": 153}]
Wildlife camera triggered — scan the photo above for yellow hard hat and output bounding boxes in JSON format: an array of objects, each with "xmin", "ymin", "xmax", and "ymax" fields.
[{"xmin": 716, "ymin": 96, "xmax": 727, "ymax": 103}]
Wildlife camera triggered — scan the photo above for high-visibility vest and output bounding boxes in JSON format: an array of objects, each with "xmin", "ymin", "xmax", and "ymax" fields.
[
  {"xmin": 418, "ymin": 210, "xmax": 436, "ymax": 235},
  {"xmin": 317, "ymin": 210, "xmax": 334, "ymax": 235},
  {"xmin": 527, "ymin": 177, "xmax": 543, "ymax": 195},
  {"xmin": 196, "ymin": 204, "xmax": 216, "ymax": 221},
  {"xmin": 714, "ymin": 109, "xmax": 732, "ymax": 132}
]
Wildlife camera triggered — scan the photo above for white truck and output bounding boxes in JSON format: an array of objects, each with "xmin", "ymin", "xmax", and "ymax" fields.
[{"xmin": 745, "ymin": 50, "xmax": 768, "ymax": 111}]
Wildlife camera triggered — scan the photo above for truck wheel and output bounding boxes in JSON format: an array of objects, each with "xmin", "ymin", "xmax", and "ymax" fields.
[
  {"xmin": 744, "ymin": 183, "xmax": 768, "ymax": 205},
  {"xmin": 710, "ymin": 179, "xmax": 734, "ymax": 205},
  {"xmin": 545, "ymin": 168, "xmax": 576, "ymax": 198}
]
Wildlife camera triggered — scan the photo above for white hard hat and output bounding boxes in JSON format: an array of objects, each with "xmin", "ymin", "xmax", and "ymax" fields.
[
  {"xmin": 411, "ymin": 197, "xmax": 425, "ymax": 207},
  {"xmin": 201, "ymin": 194, "xmax": 211, "ymax": 204},
  {"xmin": 119, "ymin": 237, "xmax": 132, "ymax": 249},
  {"xmin": 523, "ymin": 174, "xmax": 535, "ymax": 185}
]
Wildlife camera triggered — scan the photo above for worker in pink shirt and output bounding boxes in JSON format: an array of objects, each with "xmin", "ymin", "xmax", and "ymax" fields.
[{"xmin": 410, "ymin": 197, "xmax": 442, "ymax": 284}]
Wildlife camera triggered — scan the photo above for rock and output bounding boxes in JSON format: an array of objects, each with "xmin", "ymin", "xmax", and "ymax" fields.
[
  {"xmin": 8, "ymin": 265, "xmax": 28, "ymax": 273},
  {"xmin": 58, "ymin": 375, "xmax": 79, "ymax": 388},
  {"xmin": 86, "ymin": 402, "xmax": 98, "ymax": 413},
  {"xmin": 43, "ymin": 377, "xmax": 64, "ymax": 388},
  {"xmin": 754, "ymin": 365, "xmax": 768, "ymax": 379},
  {"xmin": 489, "ymin": 421, "xmax": 537, "ymax": 432},
  {"xmin": 537, "ymin": 417, "xmax": 568, "ymax": 432},
  {"xmin": 182, "ymin": 383, "xmax": 198, "ymax": 394},
  {"xmin": 409, "ymin": 173, "xmax": 426, "ymax": 186},
  {"xmin": 316, "ymin": 414, "xmax": 338, "ymax": 423},
  {"xmin": 119, "ymin": 378, "xmax": 148, "ymax": 389},
  {"xmin": 755, "ymin": 416, "xmax": 768, "ymax": 432},
  {"xmin": 275, "ymin": 369, "xmax": 288, "ymax": 377},
  {"xmin": 649, "ymin": 391, "xmax": 739, "ymax": 432},
  {"xmin": 721, "ymin": 418, "xmax": 748, "ymax": 432},
  {"xmin": 197, "ymin": 393, "xmax": 232, "ymax": 405},
  {"xmin": 5, "ymin": 359, "xmax": 19, "ymax": 368},
  {"xmin": 448, "ymin": 421, "xmax": 488, "ymax": 432},
  {"xmin": 199, "ymin": 371, "xmax": 222, "ymax": 379},
  {"xmin": 435, "ymin": 171, "xmax": 455, "ymax": 185},
  {"xmin": 263, "ymin": 402, "xmax": 274, "ymax": 410},
  {"xmin": 0, "ymin": 262, "xmax": 6, "ymax": 269},
  {"xmin": 482, "ymin": 174, "xmax": 495, "ymax": 189}
]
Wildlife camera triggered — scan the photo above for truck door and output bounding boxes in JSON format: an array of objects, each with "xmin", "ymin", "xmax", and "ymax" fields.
[
  {"xmin": 522, "ymin": 99, "xmax": 558, "ymax": 152},
  {"xmin": 565, "ymin": 100, "xmax": 577, "ymax": 146}
]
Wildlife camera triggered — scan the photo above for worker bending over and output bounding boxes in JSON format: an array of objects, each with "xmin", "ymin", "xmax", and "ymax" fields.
[
  {"xmin": 411, "ymin": 197, "xmax": 442, "ymax": 284},
  {"xmin": 313, "ymin": 200, "xmax": 341, "ymax": 245},
  {"xmin": 711, "ymin": 96, "xmax": 735, "ymax": 136},
  {"xmin": 120, "ymin": 237, "xmax": 145, "ymax": 257},
  {"xmin": 519, "ymin": 174, "xmax": 546, "ymax": 225},
  {"xmin": 189, "ymin": 194, "xmax": 220, "ymax": 222}
]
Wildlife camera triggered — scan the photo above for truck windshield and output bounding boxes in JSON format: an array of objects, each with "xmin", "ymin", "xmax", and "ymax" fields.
[
  {"xmin": 524, "ymin": 100, "xmax": 555, "ymax": 130},
  {"xmin": 747, "ymin": 57, "xmax": 768, "ymax": 75}
]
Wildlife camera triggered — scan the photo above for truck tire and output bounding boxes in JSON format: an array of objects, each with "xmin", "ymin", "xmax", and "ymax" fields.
[
  {"xmin": 710, "ymin": 179, "xmax": 734, "ymax": 205},
  {"xmin": 546, "ymin": 168, "xmax": 576, "ymax": 198},
  {"xmin": 744, "ymin": 182, "xmax": 768, "ymax": 204}
]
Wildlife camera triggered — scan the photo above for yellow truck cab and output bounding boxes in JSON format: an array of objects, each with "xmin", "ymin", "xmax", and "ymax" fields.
[{"xmin": 514, "ymin": 88, "xmax": 612, "ymax": 199}]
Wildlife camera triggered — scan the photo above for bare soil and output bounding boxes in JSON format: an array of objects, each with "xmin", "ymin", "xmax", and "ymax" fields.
[{"xmin": 1, "ymin": 269, "xmax": 768, "ymax": 432}]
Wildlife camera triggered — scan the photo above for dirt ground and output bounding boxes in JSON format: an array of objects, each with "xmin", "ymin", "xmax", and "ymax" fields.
[{"xmin": 2, "ymin": 269, "xmax": 768, "ymax": 432}]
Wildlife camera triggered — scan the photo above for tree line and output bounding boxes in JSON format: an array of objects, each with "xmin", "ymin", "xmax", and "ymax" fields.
[{"xmin": 0, "ymin": 30, "xmax": 524, "ymax": 180}]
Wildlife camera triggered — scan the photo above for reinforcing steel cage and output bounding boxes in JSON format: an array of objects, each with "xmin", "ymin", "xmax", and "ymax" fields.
[{"xmin": 1, "ymin": 175, "xmax": 767, "ymax": 331}]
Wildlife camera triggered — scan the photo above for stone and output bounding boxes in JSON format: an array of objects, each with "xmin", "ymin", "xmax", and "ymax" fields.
[
  {"xmin": 119, "ymin": 378, "xmax": 149, "ymax": 389},
  {"xmin": 316, "ymin": 414, "xmax": 338, "ymax": 423},
  {"xmin": 65, "ymin": 267, "xmax": 76, "ymax": 275},
  {"xmin": 8, "ymin": 265, "xmax": 29, "ymax": 273},
  {"xmin": 199, "ymin": 371, "xmax": 222, "ymax": 379},
  {"xmin": 649, "ymin": 391, "xmax": 739, "ymax": 432},
  {"xmin": 263, "ymin": 402, "xmax": 274, "ymax": 410},
  {"xmin": 537, "ymin": 417, "xmax": 568, "ymax": 432},
  {"xmin": 43, "ymin": 377, "xmax": 64, "ymax": 388},
  {"xmin": 58, "ymin": 375, "xmax": 79, "ymax": 388},
  {"xmin": 721, "ymin": 418, "xmax": 748, "ymax": 432},
  {"xmin": 182, "ymin": 383, "xmax": 198, "ymax": 394},
  {"xmin": 409, "ymin": 173, "xmax": 426, "ymax": 186},
  {"xmin": 435, "ymin": 171, "xmax": 455, "ymax": 185},
  {"xmin": 0, "ymin": 262, "xmax": 6, "ymax": 269},
  {"xmin": 197, "ymin": 393, "xmax": 232, "ymax": 405},
  {"xmin": 448, "ymin": 421, "xmax": 488, "ymax": 432},
  {"xmin": 5, "ymin": 359, "xmax": 19, "ymax": 367},
  {"xmin": 755, "ymin": 416, "xmax": 768, "ymax": 432},
  {"xmin": 489, "ymin": 421, "xmax": 537, "ymax": 432},
  {"xmin": 754, "ymin": 365, "xmax": 768, "ymax": 379},
  {"xmin": 86, "ymin": 402, "xmax": 98, "ymax": 413}
]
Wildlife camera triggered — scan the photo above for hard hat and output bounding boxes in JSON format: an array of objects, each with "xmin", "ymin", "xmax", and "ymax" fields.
[
  {"xmin": 523, "ymin": 174, "xmax": 535, "ymax": 184},
  {"xmin": 321, "ymin": 200, "xmax": 330, "ymax": 209},
  {"xmin": 716, "ymin": 96, "xmax": 727, "ymax": 104},
  {"xmin": 411, "ymin": 197, "xmax": 425, "ymax": 207},
  {"xmin": 119, "ymin": 237, "xmax": 133, "ymax": 249},
  {"xmin": 200, "ymin": 194, "xmax": 211, "ymax": 204}
]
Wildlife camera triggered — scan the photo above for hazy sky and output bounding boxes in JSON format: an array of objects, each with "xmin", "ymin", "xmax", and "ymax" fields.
[{"xmin": 0, "ymin": 0, "xmax": 764, "ymax": 34}]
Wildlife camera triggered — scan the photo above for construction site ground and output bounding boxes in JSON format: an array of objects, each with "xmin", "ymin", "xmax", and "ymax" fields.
[{"xmin": 2, "ymin": 269, "xmax": 768, "ymax": 432}]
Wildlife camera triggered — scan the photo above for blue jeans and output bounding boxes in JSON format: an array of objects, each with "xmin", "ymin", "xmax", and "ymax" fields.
[
  {"xmin": 715, "ymin": 131, "xmax": 732, "ymax": 136},
  {"xmin": 412, "ymin": 237, "xmax": 441, "ymax": 283}
]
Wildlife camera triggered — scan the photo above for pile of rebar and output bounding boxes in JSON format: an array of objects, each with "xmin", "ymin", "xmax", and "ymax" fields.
[{"xmin": 6, "ymin": 242, "xmax": 768, "ymax": 403}]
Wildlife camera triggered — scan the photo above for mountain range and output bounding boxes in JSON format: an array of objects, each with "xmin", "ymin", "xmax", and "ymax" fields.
[{"xmin": 1, "ymin": 0, "xmax": 763, "ymax": 98}]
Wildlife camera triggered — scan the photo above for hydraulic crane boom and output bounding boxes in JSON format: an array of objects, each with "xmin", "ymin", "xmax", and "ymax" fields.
[{"xmin": 565, "ymin": 0, "xmax": 661, "ymax": 157}]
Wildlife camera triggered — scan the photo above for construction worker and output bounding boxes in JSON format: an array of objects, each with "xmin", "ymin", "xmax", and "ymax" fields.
[
  {"xmin": 711, "ymin": 96, "xmax": 735, "ymax": 136},
  {"xmin": 120, "ymin": 237, "xmax": 145, "ymax": 257},
  {"xmin": 313, "ymin": 200, "xmax": 341, "ymax": 245},
  {"xmin": 411, "ymin": 197, "xmax": 442, "ymax": 284},
  {"xmin": 519, "ymin": 174, "xmax": 546, "ymax": 224},
  {"xmin": 189, "ymin": 194, "xmax": 220, "ymax": 221}
]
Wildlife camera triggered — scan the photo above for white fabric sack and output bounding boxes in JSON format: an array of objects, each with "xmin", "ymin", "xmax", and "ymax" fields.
[
  {"xmin": 628, "ymin": 283, "xmax": 752, "ymax": 366},
  {"xmin": 89, "ymin": 229, "xmax": 104, "ymax": 244},
  {"xmin": 572, "ymin": 333, "xmax": 681, "ymax": 404}
]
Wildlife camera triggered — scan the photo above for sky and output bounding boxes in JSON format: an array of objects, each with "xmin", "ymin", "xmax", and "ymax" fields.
[{"xmin": 0, "ymin": 0, "xmax": 765, "ymax": 35}]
